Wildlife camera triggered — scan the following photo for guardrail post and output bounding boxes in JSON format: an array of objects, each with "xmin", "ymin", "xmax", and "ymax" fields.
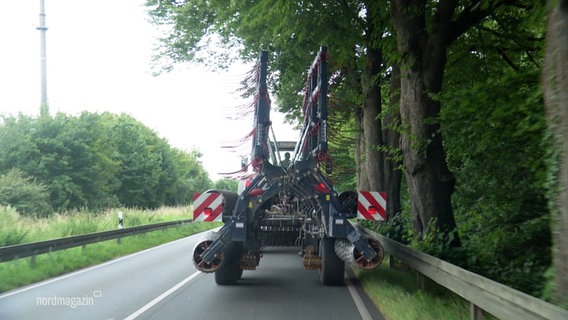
[
  {"xmin": 416, "ymin": 272, "xmax": 425, "ymax": 291},
  {"xmin": 118, "ymin": 211, "xmax": 124, "ymax": 229},
  {"xmin": 470, "ymin": 304, "xmax": 485, "ymax": 320},
  {"xmin": 117, "ymin": 211, "xmax": 124, "ymax": 244},
  {"xmin": 30, "ymin": 254, "xmax": 36, "ymax": 268}
]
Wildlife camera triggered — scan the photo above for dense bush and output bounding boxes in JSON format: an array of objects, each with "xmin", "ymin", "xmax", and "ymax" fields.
[
  {"xmin": 0, "ymin": 169, "xmax": 52, "ymax": 217},
  {"xmin": 0, "ymin": 113, "xmax": 214, "ymax": 214}
]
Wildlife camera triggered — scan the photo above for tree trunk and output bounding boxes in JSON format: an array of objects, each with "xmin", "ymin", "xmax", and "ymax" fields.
[
  {"xmin": 543, "ymin": 0, "xmax": 568, "ymax": 306},
  {"xmin": 383, "ymin": 64, "xmax": 402, "ymax": 220},
  {"xmin": 361, "ymin": 46, "xmax": 385, "ymax": 191},
  {"xmin": 361, "ymin": 0, "xmax": 386, "ymax": 193},
  {"xmin": 354, "ymin": 107, "xmax": 370, "ymax": 190},
  {"xmin": 392, "ymin": 0, "xmax": 460, "ymax": 246}
]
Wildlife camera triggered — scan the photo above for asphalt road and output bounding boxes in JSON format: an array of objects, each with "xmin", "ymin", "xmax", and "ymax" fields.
[{"xmin": 0, "ymin": 230, "xmax": 383, "ymax": 320}]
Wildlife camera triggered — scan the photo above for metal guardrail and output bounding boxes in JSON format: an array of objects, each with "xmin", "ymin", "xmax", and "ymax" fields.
[
  {"xmin": 0, "ymin": 219, "xmax": 193, "ymax": 262},
  {"xmin": 2, "ymin": 219, "xmax": 565, "ymax": 319},
  {"xmin": 355, "ymin": 225, "xmax": 568, "ymax": 320}
]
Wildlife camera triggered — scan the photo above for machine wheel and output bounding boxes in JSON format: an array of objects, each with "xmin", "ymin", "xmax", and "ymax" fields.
[
  {"xmin": 338, "ymin": 191, "xmax": 358, "ymax": 215},
  {"xmin": 214, "ymin": 242, "xmax": 243, "ymax": 285},
  {"xmin": 319, "ymin": 237, "xmax": 345, "ymax": 286}
]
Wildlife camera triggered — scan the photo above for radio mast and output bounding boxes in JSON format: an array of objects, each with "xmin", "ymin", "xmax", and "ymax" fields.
[{"xmin": 37, "ymin": 0, "xmax": 49, "ymax": 116}]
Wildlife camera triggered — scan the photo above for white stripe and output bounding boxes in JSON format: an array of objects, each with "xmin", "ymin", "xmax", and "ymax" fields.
[
  {"xmin": 357, "ymin": 191, "xmax": 373, "ymax": 220},
  {"xmin": 194, "ymin": 193, "xmax": 223, "ymax": 212},
  {"xmin": 124, "ymin": 271, "xmax": 201, "ymax": 320},
  {"xmin": 345, "ymin": 272, "xmax": 373, "ymax": 320},
  {"xmin": 377, "ymin": 192, "xmax": 387, "ymax": 212},
  {"xmin": 358, "ymin": 192, "xmax": 373, "ymax": 210},
  {"xmin": 357, "ymin": 191, "xmax": 386, "ymax": 220},
  {"xmin": 0, "ymin": 234, "xmax": 202, "ymax": 299},
  {"xmin": 209, "ymin": 194, "xmax": 223, "ymax": 211},
  {"xmin": 193, "ymin": 192, "xmax": 212, "ymax": 206},
  {"xmin": 194, "ymin": 192, "xmax": 223, "ymax": 220}
]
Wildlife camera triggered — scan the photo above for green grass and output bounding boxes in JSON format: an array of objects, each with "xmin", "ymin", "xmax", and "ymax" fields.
[
  {"xmin": 0, "ymin": 205, "xmax": 221, "ymax": 293},
  {"xmin": 0, "ymin": 205, "xmax": 195, "ymax": 246},
  {"xmin": 1, "ymin": 206, "xmax": 496, "ymax": 319},
  {"xmin": 354, "ymin": 256, "xmax": 480, "ymax": 320}
]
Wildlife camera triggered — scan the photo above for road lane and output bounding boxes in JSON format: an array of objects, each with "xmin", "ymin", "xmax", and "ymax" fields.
[
  {"xmin": 131, "ymin": 248, "xmax": 382, "ymax": 320},
  {"xmin": 0, "ymin": 231, "xmax": 207, "ymax": 320},
  {"xmin": 0, "ymin": 232, "xmax": 383, "ymax": 320}
]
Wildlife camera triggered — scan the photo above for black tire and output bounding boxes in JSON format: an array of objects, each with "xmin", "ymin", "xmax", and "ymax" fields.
[
  {"xmin": 205, "ymin": 190, "xmax": 238, "ymax": 223},
  {"xmin": 218, "ymin": 191, "xmax": 238, "ymax": 221},
  {"xmin": 214, "ymin": 242, "xmax": 242, "ymax": 285},
  {"xmin": 338, "ymin": 191, "xmax": 358, "ymax": 215},
  {"xmin": 319, "ymin": 237, "xmax": 345, "ymax": 286}
]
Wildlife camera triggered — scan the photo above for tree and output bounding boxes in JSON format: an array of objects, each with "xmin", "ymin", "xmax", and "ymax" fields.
[
  {"xmin": 168, "ymin": 148, "xmax": 213, "ymax": 203},
  {"xmin": 0, "ymin": 115, "xmax": 42, "ymax": 177},
  {"xmin": 146, "ymin": 0, "xmax": 402, "ymax": 215},
  {"xmin": 214, "ymin": 178, "xmax": 238, "ymax": 192},
  {"xmin": 543, "ymin": 0, "xmax": 568, "ymax": 306},
  {"xmin": 390, "ymin": 0, "xmax": 529, "ymax": 246},
  {"xmin": 436, "ymin": 1, "xmax": 549, "ymax": 294},
  {"xmin": 146, "ymin": 1, "xmax": 559, "ymax": 297},
  {"xmin": 0, "ymin": 112, "xmax": 212, "ymax": 211},
  {"xmin": 108, "ymin": 114, "xmax": 170, "ymax": 208},
  {"xmin": 0, "ymin": 168, "xmax": 52, "ymax": 217}
]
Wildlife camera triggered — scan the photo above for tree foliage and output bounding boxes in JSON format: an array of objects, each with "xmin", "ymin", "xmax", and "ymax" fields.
[
  {"xmin": 0, "ymin": 168, "xmax": 52, "ymax": 217},
  {"xmin": 542, "ymin": 0, "xmax": 568, "ymax": 307},
  {"xmin": 0, "ymin": 112, "xmax": 213, "ymax": 214},
  {"xmin": 146, "ymin": 0, "xmax": 555, "ymax": 299}
]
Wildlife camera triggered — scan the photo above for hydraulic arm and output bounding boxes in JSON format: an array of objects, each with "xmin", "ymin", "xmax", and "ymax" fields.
[{"xmin": 192, "ymin": 47, "xmax": 386, "ymax": 285}]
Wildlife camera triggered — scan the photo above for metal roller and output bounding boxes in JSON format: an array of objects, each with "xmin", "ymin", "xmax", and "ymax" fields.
[
  {"xmin": 334, "ymin": 238, "xmax": 384, "ymax": 270},
  {"xmin": 192, "ymin": 232, "xmax": 225, "ymax": 273}
]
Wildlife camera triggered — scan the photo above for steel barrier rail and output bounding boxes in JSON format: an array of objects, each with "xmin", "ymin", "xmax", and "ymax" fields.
[
  {"xmin": 354, "ymin": 224, "xmax": 568, "ymax": 320},
  {"xmin": 2, "ymin": 219, "xmax": 566, "ymax": 319},
  {"xmin": 0, "ymin": 219, "xmax": 193, "ymax": 262}
]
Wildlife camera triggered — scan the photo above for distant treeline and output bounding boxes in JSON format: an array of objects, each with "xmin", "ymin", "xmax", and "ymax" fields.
[{"xmin": 0, "ymin": 112, "xmax": 235, "ymax": 216}]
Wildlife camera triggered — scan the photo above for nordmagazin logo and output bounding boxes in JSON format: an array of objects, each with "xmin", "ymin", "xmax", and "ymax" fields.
[{"xmin": 36, "ymin": 290, "xmax": 101, "ymax": 309}]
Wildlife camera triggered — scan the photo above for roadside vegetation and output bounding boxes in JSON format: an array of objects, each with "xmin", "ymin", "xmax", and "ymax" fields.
[
  {"xmin": 2, "ymin": 0, "xmax": 567, "ymax": 309},
  {"xmin": 0, "ymin": 205, "xmax": 221, "ymax": 293},
  {"xmin": 146, "ymin": 0, "xmax": 568, "ymax": 306},
  {"xmin": 354, "ymin": 257, "xmax": 496, "ymax": 320}
]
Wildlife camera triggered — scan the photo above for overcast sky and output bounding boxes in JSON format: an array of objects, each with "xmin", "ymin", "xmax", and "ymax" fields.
[{"xmin": 0, "ymin": 0, "xmax": 298, "ymax": 180}]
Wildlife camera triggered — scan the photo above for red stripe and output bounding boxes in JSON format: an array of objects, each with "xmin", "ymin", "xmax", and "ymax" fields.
[
  {"xmin": 357, "ymin": 202, "xmax": 374, "ymax": 220},
  {"xmin": 363, "ymin": 191, "xmax": 386, "ymax": 220},
  {"xmin": 194, "ymin": 193, "xmax": 219, "ymax": 219},
  {"xmin": 206, "ymin": 204, "xmax": 224, "ymax": 222},
  {"xmin": 360, "ymin": 191, "xmax": 387, "ymax": 220},
  {"xmin": 361, "ymin": 191, "xmax": 380, "ymax": 209}
]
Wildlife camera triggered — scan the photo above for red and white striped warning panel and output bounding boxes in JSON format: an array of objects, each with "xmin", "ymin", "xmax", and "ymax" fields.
[
  {"xmin": 357, "ymin": 191, "xmax": 387, "ymax": 221},
  {"xmin": 193, "ymin": 192, "xmax": 223, "ymax": 222}
]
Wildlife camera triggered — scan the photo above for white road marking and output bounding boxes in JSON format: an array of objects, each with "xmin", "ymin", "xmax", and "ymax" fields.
[
  {"xmin": 124, "ymin": 271, "xmax": 202, "ymax": 320},
  {"xmin": 0, "ymin": 231, "xmax": 208, "ymax": 299},
  {"xmin": 345, "ymin": 273, "xmax": 373, "ymax": 320}
]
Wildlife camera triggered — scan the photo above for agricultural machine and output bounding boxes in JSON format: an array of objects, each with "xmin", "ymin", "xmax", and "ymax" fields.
[{"xmin": 192, "ymin": 47, "xmax": 387, "ymax": 285}]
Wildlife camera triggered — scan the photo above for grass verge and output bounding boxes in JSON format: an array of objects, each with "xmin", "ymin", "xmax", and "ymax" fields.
[
  {"xmin": 0, "ymin": 221, "xmax": 221, "ymax": 293},
  {"xmin": 354, "ymin": 256, "xmax": 483, "ymax": 320},
  {"xmin": 0, "ymin": 205, "xmax": 196, "ymax": 246}
]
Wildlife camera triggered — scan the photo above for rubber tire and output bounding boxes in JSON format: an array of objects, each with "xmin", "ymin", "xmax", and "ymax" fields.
[
  {"xmin": 338, "ymin": 191, "xmax": 358, "ymax": 215},
  {"xmin": 214, "ymin": 242, "xmax": 242, "ymax": 285},
  {"xmin": 319, "ymin": 237, "xmax": 345, "ymax": 286}
]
